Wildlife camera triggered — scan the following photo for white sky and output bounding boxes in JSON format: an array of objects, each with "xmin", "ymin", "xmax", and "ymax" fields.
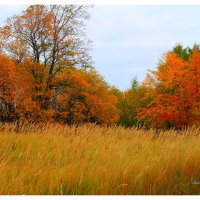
[{"xmin": 1, "ymin": 5, "xmax": 200, "ymax": 90}]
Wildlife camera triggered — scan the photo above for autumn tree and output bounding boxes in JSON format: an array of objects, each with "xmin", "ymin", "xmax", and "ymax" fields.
[
  {"xmin": 0, "ymin": 56, "xmax": 16, "ymax": 122},
  {"xmin": 0, "ymin": 26, "xmax": 10, "ymax": 55},
  {"xmin": 14, "ymin": 59, "xmax": 54, "ymax": 123},
  {"xmin": 0, "ymin": 5, "xmax": 92, "ymax": 103},
  {"xmin": 0, "ymin": 5, "xmax": 119, "ymax": 126},
  {"xmin": 0, "ymin": 5, "xmax": 93, "ymax": 112},
  {"xmin": 53, "ymin": 68, "xmax": 119, "ymax": 125},
  {"xmin": 138, "ymin": 45, "xmax": 200, "ymax": 129},
  {"xmin": 0, "ymin": 55, "xmax": 52, "ymax": 123},
  {"xmin": 0, "ymin": 55, "xmax": 119, "ymax": 125},
  {"xmin": 1, "ymin": 5, "xmax": 92, "ymax": 67}
]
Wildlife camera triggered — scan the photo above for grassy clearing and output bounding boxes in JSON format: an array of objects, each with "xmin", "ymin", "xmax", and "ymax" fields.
[{"xmin": 0, "ymin": 123, "xmax": 200, "ymax": 195}]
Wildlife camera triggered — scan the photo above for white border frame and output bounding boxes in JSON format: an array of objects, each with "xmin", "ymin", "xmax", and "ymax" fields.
[{"xmin": 1, "ymin": 0, "xmax": 200, "ymax": 5}]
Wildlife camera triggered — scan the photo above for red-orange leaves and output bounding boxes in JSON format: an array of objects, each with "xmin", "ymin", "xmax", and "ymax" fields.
[
  {"xmin": 0, "ymin": 56, "xmax": 16, "ymax": 122},
  {"xmin": 54, "ymin": 68, "xmax": 119, "ymax": 125},
  {"xmin": 0, "ymin": 5, "xmax": 119, "ymax": 126},
  {"xmin": 138, "ymin": 51, "xmax": 200, "ymax": 129},
  {"xmin": 15, "ymin": 59, "xmax": 50, "ymax": 123}
]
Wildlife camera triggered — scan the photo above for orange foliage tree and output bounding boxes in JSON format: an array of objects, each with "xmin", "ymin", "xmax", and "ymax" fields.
[
  {"xmin": 0, "ymin": 56, "xmax": 16, "ymax": 122},
  {"xmin": 138, "ymin": 48, "xmax": 200, "ymax": 129},
  {"xmin": 53, "ymin": 68, "xmax": 119, "ymax": 125},
  {"xmin": 0, "ymin": 5, "xmax": 120, "ymax": 125},
  {"xmin": 14, "ymin": 59, "xmax": 54, "ymax": 123},
  {"xmin": 0, "ymin": 5, "xmax": 93, "ymax": 116},
  {"xmin": 0, "ymin": 55, "xmax": 119, "ymax": 125}
]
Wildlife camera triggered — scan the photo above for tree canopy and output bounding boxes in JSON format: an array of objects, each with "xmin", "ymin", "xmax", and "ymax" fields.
[
  {"xmin": 0, "ymin": 5, "xmax": 119, "ymax": 125},
  {"xmin": 0, "ymin": 6, "xmax": 199, "ymax": 129}
]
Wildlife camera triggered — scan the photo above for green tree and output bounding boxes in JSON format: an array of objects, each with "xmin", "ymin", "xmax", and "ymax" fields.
[{"xmin": 113, "ymin": 78, "xmax": 148, "ymax": 127}]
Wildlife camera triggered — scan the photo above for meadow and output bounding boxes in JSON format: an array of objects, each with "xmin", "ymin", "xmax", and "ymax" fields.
[{"xmin": 0, "ymin": 123, "xmax": 200, "ymax": 195}]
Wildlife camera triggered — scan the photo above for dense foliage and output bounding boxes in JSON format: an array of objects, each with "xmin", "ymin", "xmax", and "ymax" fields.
[
  {"xmin": 111, "ymin": 79, "xmax": 148, "ymax": 128},
  {"xmin": 114, "ymin": 44, "xmax": 200, "ymax": 129},
  {"xmin": 0, "ymin": 55, "xmax": 119, "ymax": 125},
  {"xmin": 137, "ymin": 45, "xmax": 200, "ymax": 129},
  {"xmin": 0, "ymin": 5, "xmax": 200, "ymax": 129},
  {"xmin": 0, "ymin": 5, "xmax": 119, "ymax": 125}
]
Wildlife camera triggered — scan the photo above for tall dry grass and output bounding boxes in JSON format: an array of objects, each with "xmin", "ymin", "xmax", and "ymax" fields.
[{"xmin": 0, "ymin": 123, "xmax": 200, "ymax": 195}]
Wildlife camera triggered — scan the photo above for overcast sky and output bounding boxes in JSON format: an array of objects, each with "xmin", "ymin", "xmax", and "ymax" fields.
[{"xmin": 1, "ymin": 5, "xmax": 200, "ymax": 90}]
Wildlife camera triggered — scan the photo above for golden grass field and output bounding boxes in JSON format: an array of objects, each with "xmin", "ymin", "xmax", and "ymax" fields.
[{"xmin": 0, "ymin": 123, "xmax": 200, "ymax": 195}]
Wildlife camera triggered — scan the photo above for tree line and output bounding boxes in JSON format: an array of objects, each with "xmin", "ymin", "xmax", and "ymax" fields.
[
  {"xmin": 113, "ymin": 44, "xmax": 200, "ymax": 129},
  {"xmin": 0, "ymin": 5, "xmax": 199, "ymax": 129}
]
